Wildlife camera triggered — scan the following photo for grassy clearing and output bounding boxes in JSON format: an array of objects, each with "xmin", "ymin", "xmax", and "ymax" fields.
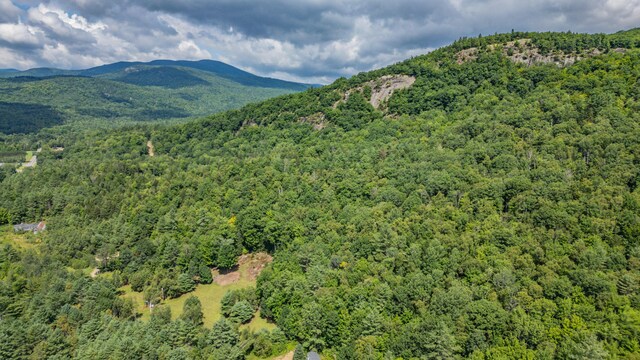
[
  {"xmin": 118, "ymin": 257, "xmax": 276, "ymax": 330},
  {"xmin": 0, "ymin": 224, "xmax": 39, "ymax": 250},
  {"xmin": 241, "ymin": 310, "xmax": 277, "ymax": 332},
  {"xmin": 119, "ymin": 284, "xmax": 146, "ymax": 319},
  {"xmin": 25, "ymin": 151, "xmax": 33, "ymax": 161}
]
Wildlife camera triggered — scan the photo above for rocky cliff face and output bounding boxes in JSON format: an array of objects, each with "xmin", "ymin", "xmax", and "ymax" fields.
[{"xmin": 456, "ymin": 38, "xmax": 627, "ymax": 67}]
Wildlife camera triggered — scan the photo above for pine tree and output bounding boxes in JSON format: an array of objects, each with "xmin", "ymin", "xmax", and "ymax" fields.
[
  {"xmin": 293, "ymin": 343, "xmax": 306, "ymax": 360},
  {"xmin": 208, "ymin": 319, "xmax": 239, "ymax": 349},
  {"xmin": 179, "ymin": 296, "xmax": 203, "ymax": 325},
  {"xmin": 228, "ymin": 300, "xmax": 254, "ymax": 324},
  {"xmin": 177, "ymin": 273, "xmax": 195, "ymax": 294}
]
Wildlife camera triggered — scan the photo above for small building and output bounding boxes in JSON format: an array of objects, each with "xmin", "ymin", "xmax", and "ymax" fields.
[
  {"xmin": 14, "ymin": 221, "xmax": 46, "ymax": 234},
  {"xmin": 307, "ymin": 352, "xmax": 321, "ymax": 360},
  {"xmin": 35, "ymin": 222, "xmax": 46, "ymax": 233}
]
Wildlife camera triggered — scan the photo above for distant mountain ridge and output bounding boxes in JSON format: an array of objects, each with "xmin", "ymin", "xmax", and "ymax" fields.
[
  {"xmin": 0, "ymin": 59, "xmax": 314, "ymax": 134},
  {"xmin": 1, "ymin": 59, "xmax": 312, "ymax": 91}
]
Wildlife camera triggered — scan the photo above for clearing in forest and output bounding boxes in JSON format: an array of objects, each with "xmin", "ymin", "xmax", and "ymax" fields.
[
  {"xmin": 0, "ymin": 225, "xmax": 40, "ymax": 250},
  {"xmin": 119, "ymin": 252, "xmax": 274, "ymax": 329}
]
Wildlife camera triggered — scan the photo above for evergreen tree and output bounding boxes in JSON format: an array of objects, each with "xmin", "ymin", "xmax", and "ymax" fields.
[
  {"xmin": 208, "ymin": 319, "xmax": 239, "ymax": 349},
  {"xmin": 293, "ymin": 343, "xmax": 306, "ymax": 360},
  {"xmin": 177, "ymin": 273, "xmax": 195, "ymax": 294},
  {"xmin": 179, "ymin": 296, "xmax": 203, "ymax": 325},
  {"xmin": 228, "ymin": 300, "xmax": 254, "ymax": 324}
]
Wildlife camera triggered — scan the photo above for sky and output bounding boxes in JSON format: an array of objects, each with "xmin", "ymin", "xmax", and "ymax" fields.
[{"xmin": 0, "ymin": 0, "xmax": 639, "ymax": 84}]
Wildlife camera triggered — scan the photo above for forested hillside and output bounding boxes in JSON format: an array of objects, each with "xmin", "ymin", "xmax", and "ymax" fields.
[
  {"xmin": 0, "ymin": 60, "xmax": 312, "ymax": 134},
  {"xmin": 1, "ymin": 30, "xmax": 640, "ymax": 359}
]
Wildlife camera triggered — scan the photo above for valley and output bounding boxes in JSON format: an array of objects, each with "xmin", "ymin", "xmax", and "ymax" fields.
[{"xmin": 0, "ymin": 60, "xmax": 313, "ymax": 134}]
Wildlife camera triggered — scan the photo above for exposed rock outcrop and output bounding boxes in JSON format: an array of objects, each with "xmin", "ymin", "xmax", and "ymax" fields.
[{"xmin": 456, "ymin": 39, "xmax": 625, "ymax": 67}]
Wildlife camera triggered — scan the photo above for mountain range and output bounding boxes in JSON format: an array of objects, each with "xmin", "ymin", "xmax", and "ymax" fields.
[{"xmin": 0, "ymin": 60, "xmax": 314, "ymax": 134}]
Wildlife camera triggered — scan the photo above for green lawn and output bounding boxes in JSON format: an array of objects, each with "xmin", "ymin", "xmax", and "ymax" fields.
[
  {"xmin": 241, "ymin": 310, "xmax": 277, "ymax": 332},
  {"xmin": 118, "ymin": 259, "xmax": 277, "ymax": 330}
]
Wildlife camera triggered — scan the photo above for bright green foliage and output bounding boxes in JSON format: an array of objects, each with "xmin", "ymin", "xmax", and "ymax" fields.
[
  {"xmin": 151, "ymin": 305, "xmax": 172, "ymax": 325},
  {"xmin": 251, "ymin": 328, "xmax": 289, "ymax": 358}
]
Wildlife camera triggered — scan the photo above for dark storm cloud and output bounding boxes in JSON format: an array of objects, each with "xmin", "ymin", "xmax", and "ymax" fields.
[{"xmin": 1, "ymin": 0, "xmax": 640, "ymax": 83}]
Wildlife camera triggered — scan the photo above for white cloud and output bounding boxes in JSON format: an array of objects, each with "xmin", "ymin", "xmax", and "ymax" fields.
[
  {"xmin": 0, "ymin": 22, "xmax": 43, "ymax": 46},
  {"xmin": 0, "ymin": 46, "xmax": 38, "ymax": 68},
  {"xmin": 0, "ymin": 0, "xmax": 22, "ymax": 22}
]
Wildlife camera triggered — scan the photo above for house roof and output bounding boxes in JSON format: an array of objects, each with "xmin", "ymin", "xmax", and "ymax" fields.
[
  {"xmin": 13, "ymin": 222, "xmax": 46, "ymax": 233},
  {"xmin": 307, "ymin": 352, "xmax": 321, "ymax": 360},
  {"xmin": 14, "ymin": 223, "xmax": 37, "ymax": 231}
]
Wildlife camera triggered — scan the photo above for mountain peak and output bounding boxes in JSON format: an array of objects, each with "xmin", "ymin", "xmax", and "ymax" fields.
[{"xmin": 1, "ymin": 59, "xmax": 313, "ymax": 91}]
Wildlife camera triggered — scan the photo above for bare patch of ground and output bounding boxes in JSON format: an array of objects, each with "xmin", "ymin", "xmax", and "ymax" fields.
[
  {"xmin": 147, "ymin": 140, "xmax": 155, "ymax": 157},
  {"xmin": 90, "ymin": 268, "xmax": 100, "ymax": 278},
  {"xmin": 273, "ymin": 351, "xmax": 294, "ymax": 360},
  {"xmin": 213, "ymin": 252, "xmax": 273, "ymax": 285},
  {"xmin": 239, "ymin": 252, "xmax": 273, "ymax": 281},
  {"xmin": 214, "ymin": 271, "xmax": 241, "ymax": 286}
]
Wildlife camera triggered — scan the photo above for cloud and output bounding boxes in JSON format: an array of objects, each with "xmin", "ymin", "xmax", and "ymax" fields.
[
  {"xmin": 0, "ymin": 0, "xmax": 23, "ymax": 22},
  {"xmin": 0, "ymin": 22, "xmax": 43, "ymax": 49},
  {"xmin": 1, "ymin": 0, "xmax": 640, "ymax": 83}
]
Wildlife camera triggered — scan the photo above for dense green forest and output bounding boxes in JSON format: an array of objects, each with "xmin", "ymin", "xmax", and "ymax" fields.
[
  {"xmin": 0, "ymin": 60, "xmax": 311, "ymax": 134},
  {"xmin": 1, "ymin": 29, "xmax": 640, "ymax": 359}
]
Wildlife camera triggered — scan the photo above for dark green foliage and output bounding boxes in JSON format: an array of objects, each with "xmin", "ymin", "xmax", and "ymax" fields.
[
  {"xmin": 0, "ymin": 207, "xmax": 10, "ymax": 225},
  {"xmin": 0, "ymin": 63, "xmax": 311, "ymax": 134},
  {"xmin": 79, "ymin": 59, "xmax": 312, "ymax": 90},
  {"xmin": 179, "ymin": 296, "xmax": 203, "ymax": 325},
  {"xmin": 197, "ymin": 265, "xmax": 213, "ymax": 284},
  {"xmin": 221, "ymin": 288, "xmax": 258, "ymax": 317},
  {"xmin": 115, "ymin": 67, "xmax": 210, "ymax": 88},
  {"xmin": 177, "ymin": 273, "xmax": 195, "ymax": 294},
  {"xmin": 293, "ymin": 344, "xmax": 306, "ymax": 360},
  {"xmin": 0, "ymin": 102, "xmax": 63, "ymax": 134},
  {"xmin": 208, "ymin": 318, "xmax": 239, "ymax": 348},
  {"xmin": 227, "ymin": 300, "xmax": 254, "ymax": 324}
]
